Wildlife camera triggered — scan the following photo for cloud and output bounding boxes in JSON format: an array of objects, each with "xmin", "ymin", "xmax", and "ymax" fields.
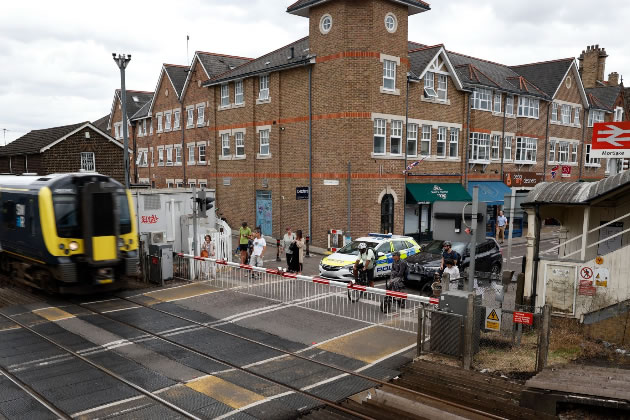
[{"xmin": 1, "ymin": 0, "xmax": 627, "ymax": 145}]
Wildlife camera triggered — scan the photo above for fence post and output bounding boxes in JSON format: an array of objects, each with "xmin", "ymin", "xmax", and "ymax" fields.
[
  {"xmin": 463, "ymin": 293, "xmax": 475, "ymax": 370},
  {"xmin": 305, "ymin": 235, "xmax": 311, "ymax": 257},
  {"xmin": 276, "ymin": 238, "xmax": 281, "ymax": 262},
  {"xmin": 417, "ymin": 305, "xmax": 426, "ymax": 357},
  {"xmin": 536, "ymin": 304, "xmax": 551, "ymax": 372}
]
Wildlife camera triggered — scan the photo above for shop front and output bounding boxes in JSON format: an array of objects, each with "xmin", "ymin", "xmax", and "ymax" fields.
[
  {"xmin": 405, "ymin": 183, "xmax": 472, "ymax": 242},
  {"xmin": 467, "ymin": 181, "xmax": 512, "ymax": 238}
]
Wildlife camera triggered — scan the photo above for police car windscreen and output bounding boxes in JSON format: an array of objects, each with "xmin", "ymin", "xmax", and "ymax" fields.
[{"xmin": 337, "ymin": 241, "xmax": 379, "ymax": 255}]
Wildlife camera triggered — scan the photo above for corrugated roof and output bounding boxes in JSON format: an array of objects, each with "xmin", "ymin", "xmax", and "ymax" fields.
[
  {"xmin": 0, "ymin": 122, "xmax": 87, "ymax": 156},
  {"xmin": 164, "ymin": 65, "xmax": 189, "ymax": 98},
  {"xmin": 205, "ymin": 37, "xmax": 311, "ymax": 86},
  {"xmin": 524, "ymin": 171, "xmax": 630, "ymax": 206},
  {"xmin": 287, "ymin": 0, "xmax": 430, "ymax": 16},
  {"xmin": 586, "ymin": 85, "xmax": 622, "ymax": 112},
  {"xmin": 510, "ymin": 59, "xmax": 574, "ymax": 98}
]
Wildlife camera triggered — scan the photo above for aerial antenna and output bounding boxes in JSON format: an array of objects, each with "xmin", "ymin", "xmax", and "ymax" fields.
[
  {"xmin": 1, "ymin": 128, "xmax": 11, "ymax": 147},
  {"xmin": 186, "ymin": 35, "xmax": 190, "ymax": 65}
]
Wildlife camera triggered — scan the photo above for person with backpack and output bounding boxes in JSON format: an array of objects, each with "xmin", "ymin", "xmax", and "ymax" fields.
[{"xmin": 355, "ymin": 243, "xmax": 375, "ymax": 287}]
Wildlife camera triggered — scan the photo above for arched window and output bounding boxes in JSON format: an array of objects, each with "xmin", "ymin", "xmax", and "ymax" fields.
[{"xmin": 381, "ymin": 194, "xmax": 394, "ymax": 234}]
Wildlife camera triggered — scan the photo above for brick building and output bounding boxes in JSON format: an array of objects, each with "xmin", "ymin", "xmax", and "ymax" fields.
[
  {"xmin": 105, "ymin": 0, "xmax": 627, "ymax": 247},
  {"xmin": 0, "ymin": 121, "xmax": 129, "ymax": 183}
]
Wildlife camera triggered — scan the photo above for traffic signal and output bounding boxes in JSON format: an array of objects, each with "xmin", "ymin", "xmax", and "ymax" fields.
[{"xmin": 195, "ymin": 190, "xmax": 215, "ymax": 216}]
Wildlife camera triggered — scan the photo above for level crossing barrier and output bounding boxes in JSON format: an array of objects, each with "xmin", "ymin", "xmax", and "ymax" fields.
[{"xmin": 175, "ymin": 253, "xmax": 438, "ymax": 333}]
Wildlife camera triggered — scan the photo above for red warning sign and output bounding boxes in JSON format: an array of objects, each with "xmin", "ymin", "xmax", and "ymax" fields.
[
  {"xmin": 580, "ymin": 267, "xmax": 593, "ymax": 280},
  {"xmin": 513, "ymin": 311, "xmax": 533, "ymax": 325}
]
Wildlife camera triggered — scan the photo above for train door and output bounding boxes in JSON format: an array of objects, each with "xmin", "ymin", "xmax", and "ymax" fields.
[
  {"xmin": 255, "ymin": 190, "xmax": 272, "ymax": 236},
  {"xmin": 82, "ymin": 183, "xmax": 119, "ymax": 264}
]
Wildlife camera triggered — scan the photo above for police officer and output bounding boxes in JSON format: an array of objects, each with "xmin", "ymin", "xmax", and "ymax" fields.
[{"xmin": 355, "ymin": 243, "xmax": 375, "ymax": 287}]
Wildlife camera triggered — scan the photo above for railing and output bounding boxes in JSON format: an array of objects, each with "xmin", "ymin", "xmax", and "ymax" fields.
[{"xmin": 175, "ymin": 253, "xmax": 438, "ymax": 333}]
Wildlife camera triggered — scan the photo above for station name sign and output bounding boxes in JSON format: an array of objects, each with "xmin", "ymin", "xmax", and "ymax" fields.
[{"xmin": 591, "ymin": 121, "xmax": 630, "ymax": 158}]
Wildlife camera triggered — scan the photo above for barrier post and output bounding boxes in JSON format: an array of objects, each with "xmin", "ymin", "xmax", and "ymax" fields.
[
  {"xmin": 305, "ymin": 235, "xmax": 311, "ymax": 257},
  {"xmin": 276, "ymin": 238, "xmax": 281, "ymax": 262}
]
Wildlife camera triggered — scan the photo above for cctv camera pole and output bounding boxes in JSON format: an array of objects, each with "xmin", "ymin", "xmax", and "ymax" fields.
[
  {"xmin": 113, "ymin": 53, "xmax": 131, "ymax": 189},
  {"xmin": 467, "ymin": 186, "xmax": 479, "ymax": 292}
]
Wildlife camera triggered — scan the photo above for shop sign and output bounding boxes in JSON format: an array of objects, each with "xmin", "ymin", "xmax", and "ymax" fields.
[{"xmin": 503, "ymin": 172, "xmax": 544, "ymax": 188}]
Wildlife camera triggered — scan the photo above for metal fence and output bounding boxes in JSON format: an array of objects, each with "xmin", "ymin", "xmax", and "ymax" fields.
[
  {"xmin": 417, "ymin": 306, "xmax": 465, "ymax": 360},
  {"xmin": 175, "ymin": 253, "xmax": 438, "ymax": 333}
]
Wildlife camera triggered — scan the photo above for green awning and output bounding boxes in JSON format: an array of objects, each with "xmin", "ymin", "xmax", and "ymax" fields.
[{"xmin": 406, "ymin": 183, "xmax": 472, "ymax": 204}]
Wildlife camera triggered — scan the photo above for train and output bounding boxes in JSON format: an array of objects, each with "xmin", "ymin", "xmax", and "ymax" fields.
[{"xmin": 0, "ymin": 173, "xmax": 138, "ymax": 293}]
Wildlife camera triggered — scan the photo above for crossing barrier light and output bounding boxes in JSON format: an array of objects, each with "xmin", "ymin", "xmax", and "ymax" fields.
[{"xmin": 195, "ymin": 190, "xmax": 215, "ymax": 216}]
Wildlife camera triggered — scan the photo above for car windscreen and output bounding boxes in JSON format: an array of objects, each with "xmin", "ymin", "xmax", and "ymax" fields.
[
  {"xmin": 422, "ymin": 240, "xmax": 445, "ymax": 254},
  {"xmin": 336, "ymin": 241, "xmax": 379, "ymax": 255}
]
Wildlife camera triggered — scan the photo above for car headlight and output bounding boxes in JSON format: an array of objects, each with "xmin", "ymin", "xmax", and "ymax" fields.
[
  {"xmin": 68, "ymin": 241, "xmax": 79, "ymax": 251},
  {"xmin": 343, "ymin": 264, "xmax": 354, "ymax": 270}
]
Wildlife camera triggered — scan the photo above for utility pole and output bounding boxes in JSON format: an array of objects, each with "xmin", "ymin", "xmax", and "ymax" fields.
[{"xmin": 113, "ymin": 53, "xmax": 132, "ymax": 189}]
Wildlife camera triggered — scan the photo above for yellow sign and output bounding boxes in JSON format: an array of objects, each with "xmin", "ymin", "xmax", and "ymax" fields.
[
  {"xmin": 595, "ymin": 268, "xmax": 609, "ymax": 287},
  {"xmin": 485, "ymin": 308, "xmax": 501, "ymax": 331},
  {"xmin": 596, "ymin": 256, "xmax": 604, "ymax": 265}
]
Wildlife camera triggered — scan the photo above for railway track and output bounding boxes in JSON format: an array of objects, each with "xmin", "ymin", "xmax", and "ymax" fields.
[{"xmin": 0, "ymin": 274, "xmax": 508, "ymax": 419}]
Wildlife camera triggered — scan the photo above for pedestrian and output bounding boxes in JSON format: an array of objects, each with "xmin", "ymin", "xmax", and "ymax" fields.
[
  {"xmin": 443, "ymin": 258, "xmax": 460, "ymax": 280},
  {"xmin": 282, "ymin": 227, "xmax": 296, "ymax": 272},
  {"xmin": 440, "ymin": 241, "xmax": 460, "ymax": 272},
  {"xmin": 201, "ymin": 234, "xmax": 216, "ymax": 279},
  {"xmin": 293, "ymin": 230, "xmax": 305, "ymax": 274},
  {"xmin": 390, "ymin": 251, "xmax": 408, "ymax": 291},
  {"xmin": 251, "ymin": 229, "xmax": 266, "ymax": 276},
  {"xmin": 239, "ymin": 222, "xmax": 252, "ymax": 264},
  {"xmin": 496, "ymin": 210, "xmax": 508, "ymax": 244}
]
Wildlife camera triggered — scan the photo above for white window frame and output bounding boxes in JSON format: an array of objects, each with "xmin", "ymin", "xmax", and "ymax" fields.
[
  {"xmin": 506, "ymin": 95, "xmax": 514, "ymax": 116},
  {"xmin": 166, "ymin": 146, "xmax": 173, "ymax": 166},
  {"xmin": 150, "ymin": 147, "xmax": 154, "ymax": 166},
  {"xmin": 468, "ymin": 132, "xmax": 490, "ymax": 163},
  {"xmin": 491, "ymin": 134, "xmax": 500, "ymax": 160},
  {"xmin": 80, "ymin": 152, "xmax": 95, "ymax": 171},
  {"xmin": 571, "ymin": 143, "xmax": 578, "ymax": 163},
  {"xmin": 515, "ymin": 137, "xmax": 537, "ymax": 164},
  {"xmin": 588, "ymin": 110, "xmax": 605, "ymax": 127},
  {"xmin": 258, "ymin": 75, "xmax": 269, "ymax": 101},
  {"xmin": 472, "ymin": 88, "xmax": 492, "ymax": 111},
  {"xmin": 574, "ymin": 107, "xmax": 581, "ymax": 125},
  {"xmin": 561, "ymin": 104, "xmax": 572, "ymax": 125},
  {"xmin": 149, "ymin": 118, "xmax": 153, "ymax": 135},
  {"xmin": 114, "ymin": 122, "xmax": 122, "ymax": 139},
  {"xmin": 259, "ymin": 129, "xmax": 270, "ymax": 156},
  {"xmin": 157, "ymin": 147, "xmax": 164, "ymax": 166},
  {"xmin": 493, "ymin": 92, "xmax": 502, "ymax": 113},
  {"xmin": 551, "ymin": 102, "xmax": 558, "ymax": 122},
  {"xmin": 173, "ymin": 109, "xmax": 180, "ymax": 130},
  {"xmin": 373, "ymin": 119, "xmax": 386, "ymax": 155},
  {"xmin": 221, "ymin": 133, "xmax": 230, "ymax": 157},
  {"xmin": 188, "ymin": 144, "xmax": 195, "ymax": 165},
  {"xmin": 164, "ymin": 111, "xmax": 172, "ymax": 131},
  {"xmin": 437, "ymin": 74, "xmax": 448, "ymax": 101},
  {"xmin": 517, "ymin": 97, "xmax": 540, "ymax": 118},
  {"xmin": 420, "ymin": 125, "xmax": 431, "ymax": 156},
  {"xmin": 549, "ymin": 141, "xmax": 556, "ymax": 163},
  {"xmin": 186, "ymin": 106, "xmax": 194, "ymax": 128},
  {"xmin": 407, "ymin": 124, "xmax": 417, "ymax": 157},
  {"xmin": 557, "ymin": 141, "xmax": 569, "ymax": 163},
  {"xmin": 197, "ymin": 104, "xmax": 205, "ymax": 126},
  {"xmin": 235, "ymin": 80, "xmax": 244, "ymax": 105},
  {"xmin": 390, "ymin": 120, "xmax": 403, "ymax": 155},
  {"xmin": 503, "ymin": 136, "xmax": 512, "ymax": 161},
  {"xmin": 383, "ymin": 60, "xmax": 396, "ymax": 92},
  {"xmin": 585, "ymin": 144, "xmax": 601, "ymax": 167},
  {"xmin": 142, "ymin": 119, "xmax": 147, "ymax": 136},
  {"xmin": 235, "ymin": 132, "xmax": 245, "ymax": 157},
  {"xmin": 198, "ymin": 143, "xmax": 206, "ymax": 164},
  {"xmin": 174, "ymin": 145, "xmax": 182, "ymax": 165},
  {"xmin": 449, "ymin": 128, "xmax": 459, "ymax": 158},
  {"xmin": 614, "ymin": 106, "xmax": 624, "ymax": 122},
  {"xmin": 221, "ymin": 84, "xmax": 230, "ymax": 107},
  {"xmin": 424, "ymin": 72, "xmax": 436, "ymax": 98},
  {"xmin": 156, "ymin": 113, "xmax": 163, "ymax": 132},
  {"xmin": 139, "ymin": 150, "xmax": 148, "ymax": 167},
  {"xmin": 436, "ymin": 126, "xmax": 447, "ymax": 158}
]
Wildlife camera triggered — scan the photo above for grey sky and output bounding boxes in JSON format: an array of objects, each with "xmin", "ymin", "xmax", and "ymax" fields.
[{"xmin": 1, "ymin": 0, "xmax": 628, "ymax": 144}]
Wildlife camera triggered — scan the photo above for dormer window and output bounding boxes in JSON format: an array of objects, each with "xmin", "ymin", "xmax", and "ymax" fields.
[
  {"xmin": 424, "ymin": 72, "xmax": 436, "ymax": 98},
  {"xmin": 437, "ymin": 75, "xmax": 447, "ymax": 101}
]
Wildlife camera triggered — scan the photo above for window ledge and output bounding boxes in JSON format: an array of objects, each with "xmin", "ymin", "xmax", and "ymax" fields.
[
  {"xmin": 173, "ymin": 126, "xmax": 181, "ymax": 131},
  {"xmin": 219, "ymin": 155, "xmax": 233, "ymax": 161},
  {"xmin": 471, "ymin": 107, "xmax": 492, "ymax": 112},
  {"xmin": 517, "ymin": 115, "xmax": 539, "ymax": 120},
  {"xmin": 548, "ymin": 162, "xmax": 578, "ymax": 166},
  {"xmin": 166, "ymin": 163, "xmax": 173, "ymax": 167},
  {"xmin": 198, "ymin": 161, "xmax": 207, "ymax": 165},
  {"xmin": 233, "ymin": 155, "xmax": 246, "ymax": 160},
  {"xmin": 186, "ymin": 124, "xmax": 194, "ymax": 129},
  {"xmin": 469, "ymin": 159, "xmax": 491, "ymax": 165},
  {"xmin": 256, "ymin": 98, "xmax": 271, "ymax": 105},
  {"xmin": 218, "ymin": 104, "xmax": 232, "ymax": 111},
  {"xmin": 158, "ymin": 163, "xmax": 165, "ymax": 166},
  {"xmin": 197, "ymin": 122, "xmax": 205, "ymax": 127},
  {"xmin": 380, "ymin": 87, "xmax": 400, "ymax": 96},
  {"xmin": 256, "ymin": 153, "xmax": 272, "ymax": 159},
  {"xmin": 506, "ymin": 114, "xmax": 516, "ymax": 119},
  {"xmin": 514, "ymin": 161, "xmax": 536, "ymax": 165},
  {"xmin": 492, "ymin": 112, "xmax": 503, "ymax": 117},
  {"xmin": 188, "ymin": 162, "xmax": 196, "ymax": 166},
  {"xmin": 585, "ymin": 163, "xmax": 601, "ymax": 168},
  {"xmin": 232, "ymin": 103, "xmax": 245, "ymax": 109},
  {"xmin": 421, "ymin": 97, "xmax": 450, "ymax": 105},
  {"xmin": 175, "ymin": 162, "xmax": 182, "ymax": 166}
]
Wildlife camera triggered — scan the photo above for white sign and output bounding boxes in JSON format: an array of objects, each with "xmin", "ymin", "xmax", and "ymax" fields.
[
  {"xmin": 323, "ymin": 179, "xmax": 340, "ymax": 186},
  {"xmin": 594, "ymin": 268, "xmax": 609, "ymax": 287},
  {"xmin": 485, "ymin": 307, "xmax": 501, "ymax": 331}
]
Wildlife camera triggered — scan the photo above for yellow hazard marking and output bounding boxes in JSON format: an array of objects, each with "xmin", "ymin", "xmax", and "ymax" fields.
[
  {"xmin": 34, "ymin": 307, "xmax": 75, "ymax": 322},
  {"xmin": 316, "ymin": 325, "xmax": 416, "ymax": 364},
  {"xmin": 143, "ymin": 283, "xmax": 220, "ymax": 303},
  {"xmin": 596, "ymin": 256, "xmax": 604, "ymax": 265},
  {"xmin": 487, "ymin": 309, "xmax": 500, "ymax": 321},
  {"xmin": 186, "ymin": 376, "xmax": 265, "ymax": 409},
  {"xmin": 486, "ymin": 321, "xmax": 500, "ymax": 330}
]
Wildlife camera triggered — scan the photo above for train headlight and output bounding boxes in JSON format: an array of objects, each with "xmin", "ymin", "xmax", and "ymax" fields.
[
  {"xmin": 118, "ymin": 238, "xmax": 125, "ymax": 247},
  {"xmin": 68, "ymin": 241, "xmax": 79, "ymax": 251}
]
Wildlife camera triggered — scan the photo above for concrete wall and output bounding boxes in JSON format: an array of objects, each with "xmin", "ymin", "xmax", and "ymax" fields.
[{"xmin": 433, "ymin": 201, "xmax": 487, "ymax": 243}]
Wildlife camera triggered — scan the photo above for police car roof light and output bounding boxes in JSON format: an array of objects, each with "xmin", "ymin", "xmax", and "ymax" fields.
[{"xmin": 368, "ymin": 233, "xmax": 392, "ymax": 238}]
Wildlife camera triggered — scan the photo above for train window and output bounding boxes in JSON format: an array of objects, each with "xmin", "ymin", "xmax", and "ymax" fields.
[
  {"xmin": 118, "ymin": 194, "xmax": 132, "ymax": 235},
  {"xmin": 93, "ymin": 193, "xmax": 115, "ymax": 237},
  {"xmin": 2, "ymin": 201, "xmax": 16, "ymax": 229},
  {"xmin": 53, "ymin": 195, "xmax": 80, "ymax": 238}
]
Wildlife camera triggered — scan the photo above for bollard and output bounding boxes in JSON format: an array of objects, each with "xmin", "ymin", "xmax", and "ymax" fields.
[
  {"xmin": 276, "ymin": 238, "xmax": 281, "ymax": 262},
  {"xmin": 305, "ymin": 235, "xmax": 311, "ymax": 257}
]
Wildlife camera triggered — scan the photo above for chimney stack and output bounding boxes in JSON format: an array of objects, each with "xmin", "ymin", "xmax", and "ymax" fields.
[
  {"xmin": 578, "ymin": 44, "xmax": 608, "ymax": 88},
  {"xmin": 608, "ymin": 72, "xmax": 619, "ymax": 86}
]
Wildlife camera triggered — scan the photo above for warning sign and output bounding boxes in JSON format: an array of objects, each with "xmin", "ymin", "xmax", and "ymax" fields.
[
  {"xmin": 594, "ymin": 268, "xmax": 609, "ymax": 287},
  {"xmin": 579, "ymin": 266, "xmax": 593, "ymax": 281},
  {"xmin": 595, "ymin": 256, "xmax": 604, "ymax": 265},
  {"xmin": 513, "ymin": 311, "xmax": 534, "ymax": 325},
  {"xmin": 579, "ymin": 280, "xmax": 597, "ymax": 296},
  {"xmin": 485, "ymin": 308, "xmax": 501, "ymax": 331}
]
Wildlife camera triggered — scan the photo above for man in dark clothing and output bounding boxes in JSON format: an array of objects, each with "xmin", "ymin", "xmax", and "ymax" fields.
[
  {"xmin": 440, "ymin": 241, "xmax": 460, "ymax": 271},
  {"xmin": 390, "ymin": 252, "xmax": 408, "ymax": 291}
]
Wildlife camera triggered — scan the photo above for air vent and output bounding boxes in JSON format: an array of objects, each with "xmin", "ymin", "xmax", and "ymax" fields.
[
  {"xmin": 143, "ymin": 195, "xmax": 161, "ymax": 210},
  {"xmin": 151, "ymin": 232, "xmax": 164, "ymax": 244}
]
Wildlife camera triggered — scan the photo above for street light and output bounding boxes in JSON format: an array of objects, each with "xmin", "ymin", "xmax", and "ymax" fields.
[{"xmin": 113, "ymin": 53, "xmax": 132, "ymax": 189}]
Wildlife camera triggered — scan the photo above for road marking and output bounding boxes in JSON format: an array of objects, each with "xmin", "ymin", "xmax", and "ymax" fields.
[
  {"xmin": 33, "ymin": 307, "xmax": 75, "ymax": 322},
  {"xmin": 187, "ymin": 375, "xmax": 266, "ymax": 409},
  {"xmin": 143, "ymin": 282, "xmax": 221, "ymax": 303}
]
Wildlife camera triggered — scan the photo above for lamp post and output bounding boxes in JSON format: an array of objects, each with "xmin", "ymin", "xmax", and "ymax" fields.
[{"xmin": 113, "ymin": 53, "xmax": 131, "ymax": 189}]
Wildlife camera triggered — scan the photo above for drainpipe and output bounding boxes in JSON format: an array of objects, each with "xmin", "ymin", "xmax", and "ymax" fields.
[
  {"xmin": 531, "ymin": 204, "xmax": 542, "ymax": 305},
  {"xmin": 308, "ymin": 65, "xmax": 313, "ymax": 242},
  {"xmin": 578, "ymin": 107, "xmax": 587, "ymax": 181},
  {"xmin": 500, "ymin": 95, "xmax": 507, "ymax": 179},
  {"xmin": 181, "ymin": 104, "xmax": 186, "ymax": 184},
  {"xmin": 542, "ymin": 102, "xmax": 551, "ymax": 180},
  {"xmin": 403, "ymin": 75, "xmax": 410, "ymax": 234},
  {"xmin": 464, "ymin": 92, "xmax": 472, "ymax": 188}
]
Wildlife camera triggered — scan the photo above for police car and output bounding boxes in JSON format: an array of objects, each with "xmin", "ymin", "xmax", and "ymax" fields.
[{"xmin": 318, "ymin": 233, "xmax": 421, "ymax": 281}]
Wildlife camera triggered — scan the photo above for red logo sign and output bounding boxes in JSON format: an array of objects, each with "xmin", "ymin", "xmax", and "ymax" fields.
[
  {"xmin": 513, "ymin": 311, "xmax": 533, "ymax": 325},
  {"xmin": 561, "ymin": 165, "xmax": 571, "ymax": 178},
  {"xmin": 593, "ymin": 121, "xmax": 630, "ymax": 151},
  {"xmin": 141, "ymin": 215, "xmax": 159, "ymax": 224}
]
